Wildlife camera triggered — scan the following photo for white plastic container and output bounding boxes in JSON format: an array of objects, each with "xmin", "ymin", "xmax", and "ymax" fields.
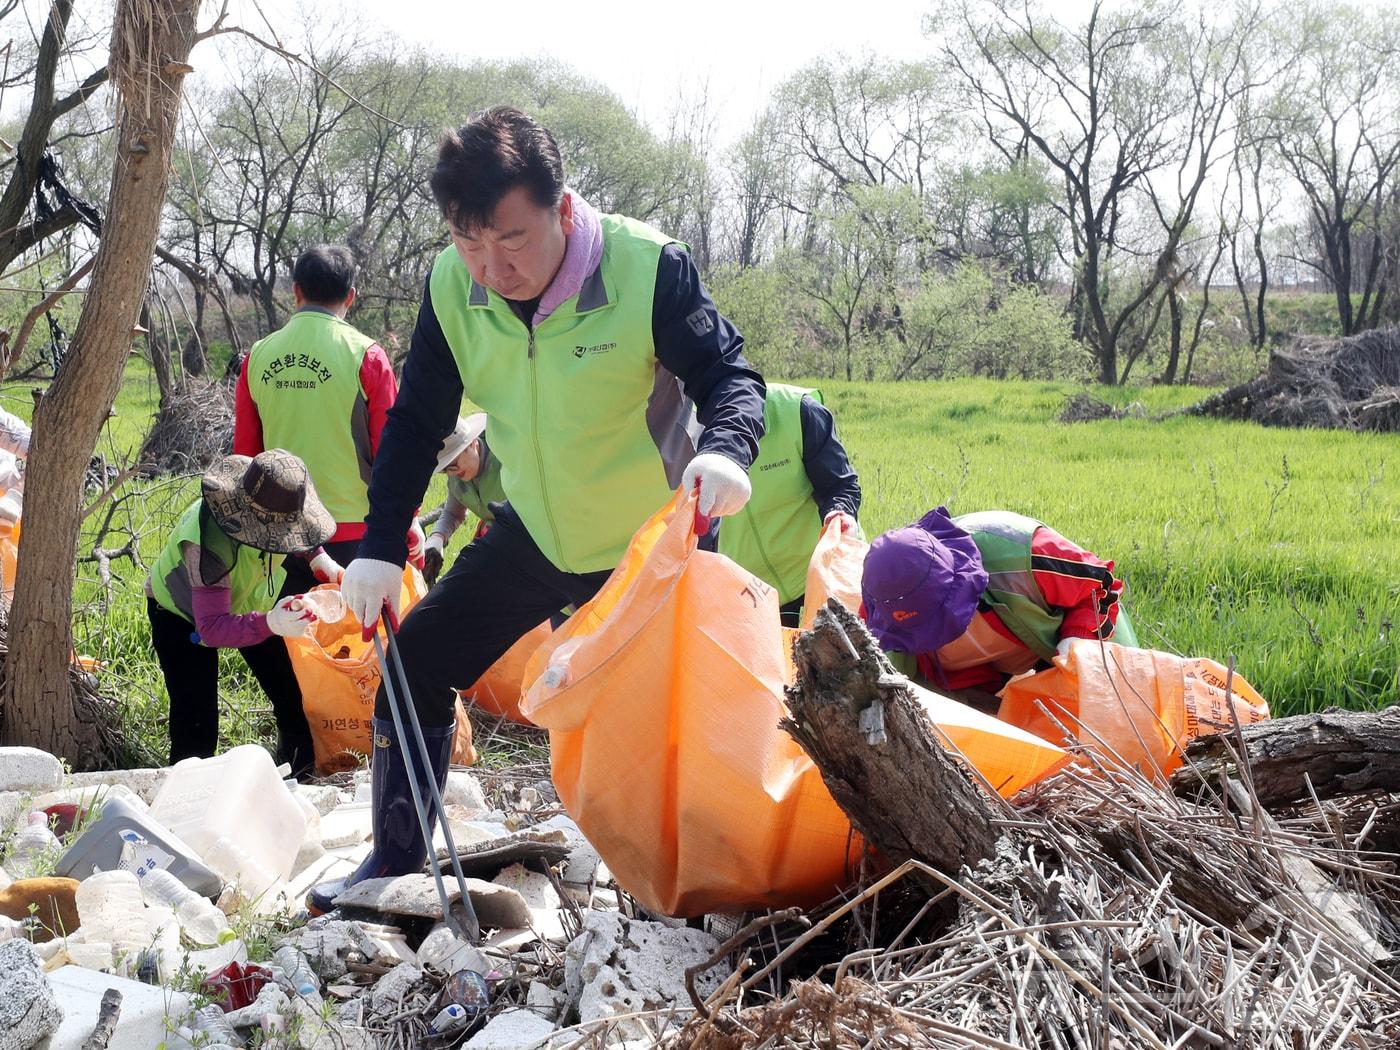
[
  {"xmin": 150, "ymin": 745, "xmax": 308, "ymax": 893},
  {"xmin": 5, "ymin": 816, "xmax": 59, "ymax": 879},
  {"xmin": 75, "ymin": 870, "xmax": 153, "ymax": 968}
]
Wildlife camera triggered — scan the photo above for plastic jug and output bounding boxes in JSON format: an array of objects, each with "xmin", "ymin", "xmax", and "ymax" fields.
[
  {"xmin": 150, "ymin": 745, "xmax": 308, "ymax": 891},
  {"xmin": 56, "ymin": 796, "xmax": 222, "ymax": 898}
]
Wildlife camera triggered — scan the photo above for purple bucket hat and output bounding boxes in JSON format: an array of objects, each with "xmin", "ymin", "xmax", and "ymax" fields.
[{"xmin": 861, "ymin": 507, "xmax": 988, "ymax": 654}]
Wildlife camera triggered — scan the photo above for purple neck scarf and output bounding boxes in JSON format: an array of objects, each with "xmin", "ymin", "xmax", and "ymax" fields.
[{"xmin": 534, "ymin": 191, "xmax": 604, "ymax": 327}]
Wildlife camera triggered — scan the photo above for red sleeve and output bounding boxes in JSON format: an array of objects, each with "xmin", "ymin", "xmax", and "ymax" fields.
[
  {"xmin": 232, "ymin": 353, "xmax": 264, "ymax": 457},
  {"xmin": 1030, "ymin": 526, "xmax": 1123, "ymax": 640},
  {"xmin": 358, "ymin": 344, "xmax": 399, "ymax": 459}
]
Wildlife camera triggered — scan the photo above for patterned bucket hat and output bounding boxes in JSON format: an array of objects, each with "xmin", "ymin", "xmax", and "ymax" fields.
[{"xmin": 201, "ymin": 449, "xmax": 335, "ymax": 554}]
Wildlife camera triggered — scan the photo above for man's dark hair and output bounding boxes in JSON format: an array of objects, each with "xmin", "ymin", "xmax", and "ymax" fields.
[
  {"xmin": 292, "ymin": 245, "xmax": 357, "ymax": 305},
  {"xmin": 430, "ymin": 106, "xmax": 565, "ymax": 232}
]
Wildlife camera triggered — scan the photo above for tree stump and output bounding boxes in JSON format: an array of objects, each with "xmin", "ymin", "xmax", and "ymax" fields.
[{"xmin": 782, "ymin": 600, "xmax": 1004, "ymax": 879}]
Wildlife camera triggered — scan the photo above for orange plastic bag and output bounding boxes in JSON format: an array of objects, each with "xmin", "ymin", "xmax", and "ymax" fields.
[
  {"xmin": 997, "ymin": 640, "xmax": 1270, "ymax": 781},
  {"xmin": 458, "ymin": 621, "xmax": 551, "ymax": 724},
  {"xmin": 0, "ymin": 518, "xmax": 19, "ymax": 602},
  {"xmin": 288, "ymin": 569, "xmax": 477, "ymax": 775},
  {"xmin": 520, "ymin": 491, "xmax": 1071, "ymax": 916},
  {"xmin": 800, "ymin": 517, "xmax": 867, "ymax": 628}
]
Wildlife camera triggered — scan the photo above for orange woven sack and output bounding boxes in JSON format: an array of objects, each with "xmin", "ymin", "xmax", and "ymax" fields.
[
  {"xmin": 997, "ymin": 640, "xmax": 1270, "ymax": 781},
  {"xmin": 458, "ymin": 621, "xmax": 551, "ymax": 724},
  {"xmin": 520, "ymin": 491, "xmax": 1071, "ymax": 916},
  {"xmin": 288, "ymin": 569, "xmax": 477, "ymax": 774},
  {"xmin": 0, "ymin": 518, "xmax": 19, "ymax": 602}
]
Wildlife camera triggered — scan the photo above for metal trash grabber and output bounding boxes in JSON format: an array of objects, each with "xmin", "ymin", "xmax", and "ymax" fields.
[{"xmin": 372, "ymin": 602, "xmax": 481, "ymax": 943}]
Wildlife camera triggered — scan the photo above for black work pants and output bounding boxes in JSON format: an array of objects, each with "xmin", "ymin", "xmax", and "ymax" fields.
[
  {"xmin": 377, "ymin": 504, "xmax": 611, "ymax": 726},
  {"xmin": 150, "ymin": 597, "xmax": 309, "ymax": 765}
]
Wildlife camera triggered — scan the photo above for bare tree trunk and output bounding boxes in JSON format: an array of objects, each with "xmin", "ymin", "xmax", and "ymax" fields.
[
  {"xmin": 3, "ymin": 0, "xmax": 201, "ymax": 761},
  {"xmin": 1161, "ymin": 286, "xmax": 1183, "ymax": 385},
  {"xmin": 140, "ymin": 301, "xmax": 175, "ymax": 405}
]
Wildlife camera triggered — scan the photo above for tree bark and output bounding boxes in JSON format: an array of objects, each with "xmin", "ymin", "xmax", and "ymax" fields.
[
  {"xmin": 782, "ymin": 600, "xmax": 1004, "ymax": 880},
  {"xmin": 2, "ymin": 0, "xmax": 202, "ymax": 762},
  {"xmin": 1171, "ymin": 706, "xmax": 1400, "ymax": 809},
  {"xmin": 79, "ymin": 988, "xmax": 122, "ymax": 1050}
]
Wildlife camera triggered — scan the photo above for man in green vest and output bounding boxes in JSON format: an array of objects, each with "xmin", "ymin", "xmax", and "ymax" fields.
[
  {"xmin": 309, "ymin": 106, "xmax": 766, "ymax": 912},
  {"xmin": 234, "ymin": 244, "xmax": 421, "ymax": 590},
  {"xmin": 421, "ymin": 413, "xmax": 505, "ymax": 585},
  {"xmin": 861, "ymin": 507, "xmax": 1126, "ymax": 707},
  {"xmin": 717, "ymin": 383, "xmax": 861, "ymax": 626}
]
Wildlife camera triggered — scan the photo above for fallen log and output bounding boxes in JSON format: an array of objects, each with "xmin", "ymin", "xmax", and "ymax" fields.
[
  {"xmin": 781, "ymin": 601, "xmax": 1004, "ymax": 878},
  {"xmin": 1173, "ymin": 705, "xmax": 1400, "ymax": 808}
]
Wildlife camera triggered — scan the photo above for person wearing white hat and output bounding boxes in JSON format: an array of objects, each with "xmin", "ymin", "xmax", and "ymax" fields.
[{"xmin": 421, "ymin": 413, "xmax": 504, "ymax": 585}]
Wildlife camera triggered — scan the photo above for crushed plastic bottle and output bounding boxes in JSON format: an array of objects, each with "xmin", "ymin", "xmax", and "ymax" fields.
[
  {"xmin": 6, "ymin": 813, "xmax": 60, "ymax": 878},
  {"xmin": 272, "ymin": 945, "xmax": 319, "ymax": 997},
  {"xmin": 140, "ymin": 867, "xmax": 236, "ymax": 946},
  {"xmin": 192, "ymin": 1003, "xmax": 242, "ymax": 1044},
  {"xmin": 292, "ymin": 590, "xmax": 345, "ymax": 623}
]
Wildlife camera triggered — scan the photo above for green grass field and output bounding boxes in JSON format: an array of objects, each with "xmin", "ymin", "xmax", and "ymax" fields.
[{"xmin": 2, "ymin": 368, "xmax": 1395, "ymax": 765}]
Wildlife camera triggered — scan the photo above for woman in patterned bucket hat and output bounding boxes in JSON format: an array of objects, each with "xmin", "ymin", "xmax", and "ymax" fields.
[{"xmin": 146, "ymin": 450, "xmax": 336, "ymax": 771}]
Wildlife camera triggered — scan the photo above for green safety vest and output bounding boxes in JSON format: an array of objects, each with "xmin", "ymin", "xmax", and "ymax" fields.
[
  {"xmin": 447, "ymin": 441, "xmax": 507, "ymax": 523},
  {"xmin": 247, "ymin": 309, "xmax": 377, "ymax": 525},
  {"xmin": 718, "ymin": 384, "xmax": 824, "ymax": 604},
  {"xmin": 149, "ymin": 500, "xmax": 286, "ymax": 630},
  {"xmin": 954, "ymin": 510, "xmax": 1063, "ymax": 661},
  {"xmin": 430, "ymin": 215, "xmax": 679, "ymax": 573}
]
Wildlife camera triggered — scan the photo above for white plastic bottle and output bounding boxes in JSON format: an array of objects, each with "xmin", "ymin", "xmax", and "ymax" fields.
[
  {"xmin": 296, "ymin": 589, "xmax": 345, "ymax": 623},
  {"xmin": 6, "ymin": 813, "xmax": 59, "ymax": 878},
  {"xmin": 272, "ymin": 944, "xmax": 319, "ymax": 997},
  {"xmin": 140, "ymin": 867, "xmax": 235, "ymax": 946},
  {"xmin": 193, "ymin": 1004, "xmax": 242, "ymax": 1044}
]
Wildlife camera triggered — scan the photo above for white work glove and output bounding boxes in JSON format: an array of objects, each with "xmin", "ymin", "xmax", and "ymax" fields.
[
  {"xmin": 406, "ymin": 519, "xmax": 427, "ymax": 571},
  {"xmin": 823, "ymin": 510, "xmax": 857, "ymax": 534},
  {"xmin": 341, "ymin": 557, "xmax": 403, "ymax": 633},
  {"xmin": 1055, "ymin": 637, "xmax": 1075, "ymax": 660},
  {"xmin": 267, "ymin": 595, "xmax": 317, "ymax": 638},
  {"xmin": 422, "ymin": 533, "xmax": 446, "ymax": 586},
  {"xmin": 309, "ymin": 550, "xmax": 344, "ymax": 585},
  {"xmin": 681, "ymin": 453, "xmax": 751, "ymax": 518}
]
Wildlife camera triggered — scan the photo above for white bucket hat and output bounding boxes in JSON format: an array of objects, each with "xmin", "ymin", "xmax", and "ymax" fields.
[{"xmin": 435, "ymin": 413, "xmax": 488, "ymax": 472}]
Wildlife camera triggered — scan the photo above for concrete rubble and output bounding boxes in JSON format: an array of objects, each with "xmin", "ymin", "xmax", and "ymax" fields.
[{"xmin": 0, "ymin": 744, "xmax": 728, "ymax": 1049}]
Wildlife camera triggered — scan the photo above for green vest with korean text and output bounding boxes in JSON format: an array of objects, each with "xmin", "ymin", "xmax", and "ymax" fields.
[
  {"xmin": 718, "ymin": 384, "xmax": 822, "ymax": 604},
  {"xmin": 247, "ymin": 309, "xmax": 376, "ymax": 525},
  {"xmin": 149, "ymin": 500, "xmax": 286, "ymax": 630},
  {"xmin": 429, "ymin": 215, "xmax": 678, "ymax": 573}
]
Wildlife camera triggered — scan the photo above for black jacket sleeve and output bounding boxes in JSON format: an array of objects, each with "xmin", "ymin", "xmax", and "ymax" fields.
[
  {"xmin": 800, "ymin": 395, "xmax": 861, "ymax": 520},
  {"xmin": 651, "ymin": 244, "xmax": 766, "ymax": 470},
  {"xmin": 359, "ymin": 276, "xmax": 463, "ymax": 565}
]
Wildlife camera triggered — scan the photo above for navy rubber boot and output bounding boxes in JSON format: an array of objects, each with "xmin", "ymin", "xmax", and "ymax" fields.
[{"xmin": 307, "ymin": 717, "xmax": 455, "ymax": 914}]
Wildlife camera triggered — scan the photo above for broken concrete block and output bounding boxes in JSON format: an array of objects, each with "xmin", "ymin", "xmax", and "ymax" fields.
[
  {"xmin": 0, "ymin": 748, "xmax": 63, "ymax": 794},
  {"xmin": 564, "ymin": 912, "xmax": 730, "ymax": 1040},
  {"xmin": 0, "ymin": 940, "xmax": 60, "ymax": 1048},
  {"xmin": 525, "ymin": 979, "xmax": 566, "ymax": 1020},
  {"xmin": 223, "ymin": 981, "xmax": 291, "ymax": 1028},
  {"xmin": 464, "ymin": 1007, "xmax": 557, "ymax": 1049},
  {"xmin": 44, "ymin": 966, "xmax": 190, "ymax": 1050},
  {"xmin": 369, "ymin": 962, "xmax": 423, "ymax": 1014},
  {"xmin": 291, "ymin": 838, "xmax": 328, "ymax": 880},
  {"xmin": 444, "ymin": 770, "xmax": 488, "ymax": 815},
  {"xmin": 417, "ymin": 920, "xmax": 490, "ymax": 975},
  {"xmin": 493, "ymin": 863, "xmax": 566, "ymax": 942},
  {"xmin": 278, "ymin": 919, "xmax": 381, "ymax": 981},
  {"xmin": 67, "ymin": 768, "xmax": 167, "ymax": 805},
  {"xmin": 295, "ymin": 784, "xmax": 345, "ymax": 817},
  {"xmin": 319, "ymin": 802, "xmax": 373, "ymax": 849},
  {"xmin": 334, "ymin": 874, "xmax": 532, "ymax": 929}
]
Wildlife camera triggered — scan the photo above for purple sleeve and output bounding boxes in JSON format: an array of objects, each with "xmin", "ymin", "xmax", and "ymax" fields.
[{"xmin": 191, "ymin": 586, "xmax": 274, "ymax": 648}]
